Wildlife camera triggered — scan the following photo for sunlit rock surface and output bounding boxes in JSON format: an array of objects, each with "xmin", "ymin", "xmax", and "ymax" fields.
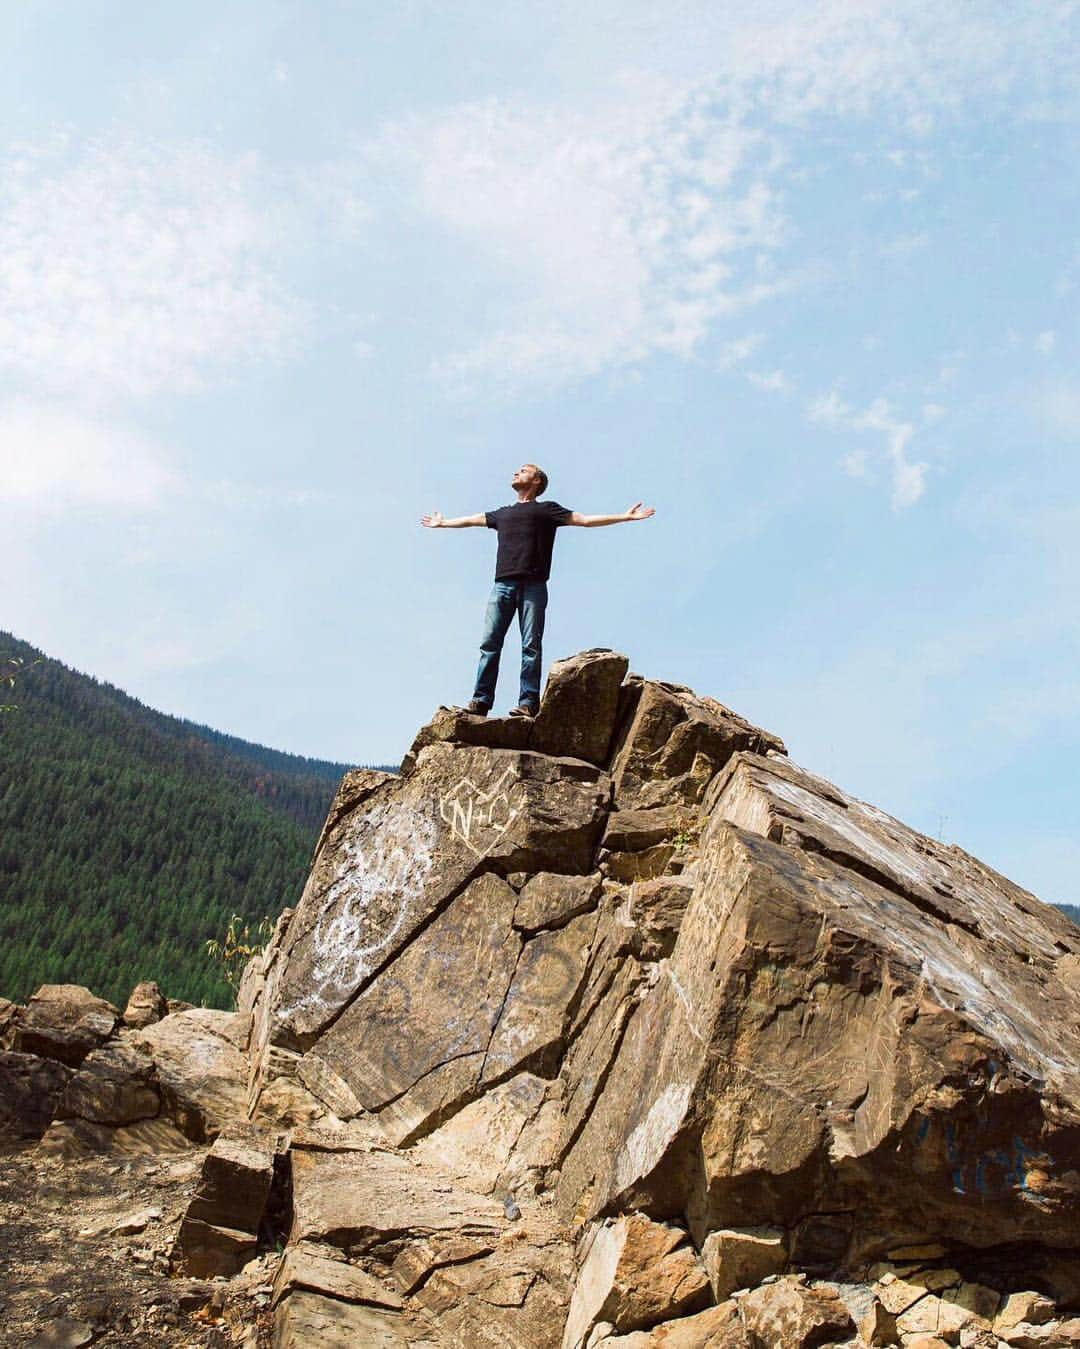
[{"xmin": 7, "ymin": 647, "xmax": 1080, "ymax": 1346}]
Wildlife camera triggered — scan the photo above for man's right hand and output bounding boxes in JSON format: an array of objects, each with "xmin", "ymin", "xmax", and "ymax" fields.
[{"xmin": 420, "ymin": 512, "xmax": 486, "ymax": 528}]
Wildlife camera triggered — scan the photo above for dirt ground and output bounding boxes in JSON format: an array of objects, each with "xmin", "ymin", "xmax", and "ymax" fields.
[{"xmin": 0, "ymin": 1142, "xmax": 274, "ymax": 1348}]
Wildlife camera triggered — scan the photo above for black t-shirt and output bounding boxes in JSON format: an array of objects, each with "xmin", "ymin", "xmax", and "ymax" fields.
[{"xmin": 485, "ymin": 500, "xmax": 573, "ymax": 581}]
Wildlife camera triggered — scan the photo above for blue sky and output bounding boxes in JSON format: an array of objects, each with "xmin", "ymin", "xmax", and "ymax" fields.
[{"xmin": 3, "ymin": 2, "xmax": 1078, "ymax": 904}]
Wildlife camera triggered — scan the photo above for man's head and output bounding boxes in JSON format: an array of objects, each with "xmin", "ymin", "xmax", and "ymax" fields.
[{"xmin": 512, "ymin": 463, "xmax": 547, "ymax": 499}]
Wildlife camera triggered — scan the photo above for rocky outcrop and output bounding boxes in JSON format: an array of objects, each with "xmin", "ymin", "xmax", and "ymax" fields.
[{"xmin": 8, "ymin": 648, "xmax": 1080, "ymax": 1347}]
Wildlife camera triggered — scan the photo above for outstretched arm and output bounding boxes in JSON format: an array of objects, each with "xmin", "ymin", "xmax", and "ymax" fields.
[
  {"xmin": 568, "ymin": 502, "xmax": 656, "ymax": 528},
  {"xmin": 420, "ymin": 511, "xmax": 487, "ymax": 528}
]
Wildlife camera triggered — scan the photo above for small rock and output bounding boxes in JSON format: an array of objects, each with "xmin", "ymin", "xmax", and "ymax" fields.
[
  {"xmin": 503, "ymin": 1194, "xmax": 521, "ymax": 1221},
  {"xmin": 859, "ymin": 1299, "xmax": 899, "ymax": 1345},
  {"xmin": 701, "ymin": 1226, "xmax": 787, "ymax": 1301},
  {"xmin": 25, "ymin": 1319, "xmax": 95, "ymax": 1349},
  {"xmin": 996, "ymin": 1293, "xmax": 1058, "ymax": 1332}
]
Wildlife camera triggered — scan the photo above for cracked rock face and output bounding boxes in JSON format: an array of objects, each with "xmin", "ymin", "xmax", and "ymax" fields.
[
  {"xmin": 10, "ymin": 648, "xmax": 1080, "ymax": 1346},
  {"xmin": 233, "ymin": 649, "xmax": 1080, "ymax": 1342}
]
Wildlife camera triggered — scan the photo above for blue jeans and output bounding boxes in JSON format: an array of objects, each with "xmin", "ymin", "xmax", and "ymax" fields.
[{"xmin": 472, "ymin": 579, "xmax": 548, "ymax": 710}]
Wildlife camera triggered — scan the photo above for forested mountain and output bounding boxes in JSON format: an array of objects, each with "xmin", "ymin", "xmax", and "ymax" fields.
[{"xmin": 0, "ymin": 632, "xmax": 392, "ymax": 1009}]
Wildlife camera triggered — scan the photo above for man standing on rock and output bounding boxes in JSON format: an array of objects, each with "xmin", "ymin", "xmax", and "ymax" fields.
[{"xmin": 421, "ymin": 464, "xmax": 655, "ymax": 718}]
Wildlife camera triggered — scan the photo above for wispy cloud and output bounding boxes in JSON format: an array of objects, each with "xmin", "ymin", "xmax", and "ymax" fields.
[
  {"xmin": 378, "ymin": 90, "xmax": 791, "ymax": 396},
  {"xmin": 0, "ymin": 402, "xmax": 178, "ymax": 509},
  {"xmin": 808, "ymin": 390, "xmax": 929, "ymax": 508},
  {"xmin": 365, "ymin": 2, "xmax": 1077, "ymax": 400},
  {"xmin": 745, "ymin": 368, "xmax": 790, "ymax": 394},
  {"xmin": 0, "ymin": 135, "xmax": 300, "ymax": 403}
]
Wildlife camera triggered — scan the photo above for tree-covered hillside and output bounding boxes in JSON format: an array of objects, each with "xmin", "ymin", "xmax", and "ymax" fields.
[{"xmin": 0, "ymin": 632, "xmax": 392, "ymax": 1009}]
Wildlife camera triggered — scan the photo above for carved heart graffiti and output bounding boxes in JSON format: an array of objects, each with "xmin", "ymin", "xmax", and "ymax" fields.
[{"xmin": 438, "ymin": 766, "xmax": 525, "ymax": 858}]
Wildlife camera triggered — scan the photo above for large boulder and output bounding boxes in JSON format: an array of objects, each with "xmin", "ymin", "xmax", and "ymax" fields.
[
  {"xmin": 556, "ymin": 790, "xmax": 1080, "ymax": 1256},
  {"xmin": 10, "ymin": 985, "xmax": 118, "ymax": 1067},
  {"xmin": 221, "ymin": 651, "xmax": 1080, "ymax": 1347},
  {"xmin": 0, "ymin": 1051, "xmax": 73, "ymax": 1139},
  {"xmin": 135, "ymin": 1008, "xmax": 248, "ymax": 1142},
  {"xmin": 244, "ymin": 738, "xmax": 610, "ymax": 1117},
  {"xmin": 530, "ymin": 649, "xmax": 629, "ymax": 764}
]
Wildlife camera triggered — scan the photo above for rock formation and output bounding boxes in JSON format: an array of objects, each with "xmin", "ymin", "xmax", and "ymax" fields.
[{"xmin": 5, "ymin": 649, "xmax": 1080, "ymax": 1347}]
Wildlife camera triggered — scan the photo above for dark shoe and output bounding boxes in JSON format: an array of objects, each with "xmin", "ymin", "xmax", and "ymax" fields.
[
  {"xmin": 465, "ymin": 699, "xmax": 490, "ymax": 717},
  {"xmin": 508, "ymin": 703, "xmax": 539, "ymax": 719}
]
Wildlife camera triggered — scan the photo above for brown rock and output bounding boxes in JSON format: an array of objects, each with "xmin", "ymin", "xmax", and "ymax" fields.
[
  {"xmin": 293, "ymin": 1052, "xmax": 364, "ymax": 1120},
  {"xmin": 859, "ymin": 1299, "xmax": 899, "ymax": 1345},
  {"xmin": 170, "ymin": 1217, "xmax": 257, "ymax": 1277},
  {"xmin": 530, "ymin": 649, "xmax": 629, "ymax": 765},
  {"xmin": 736, "ymin": 1277, "xmax": 854, "ymax": 1347},
  {"xmin": 314, "ymin": 871, "xmax": 521, "ymax": 1145},
  {"xmin": 12, "ymin": 984, "xmax": 119, "ymax": 1067},
  {"xmin": 943, "ymin": 1282, "xmax": 1000, "ymax": 1322},
  {"xmin": 57, "ymin": 1041, "xmax": 159, "ymax": 1124},
  {"xmin": 557, "ymin": 810, "xmax": 1080, "ymax": 1253},
  {"xmin": 0, "ymin": 995, "xmax": 18, "ymax": 1044},
  {"xmin": 594, "ymin": 1300, "xmax": 751, "ymax": 1346},
  {"xmin": 997, "ymin": 1293, "xmax": 1059, "ymax": 1331},
  {"xmin": 25, "ymin": 1320, "xmax": 96, "ymax": 1349},
  {"xmin": 895, "ymin": 1290, "xmax": 977, "ymax": 1341},
  {"xmin": 214, "ymin": 651, "xmax": 1080, "ymax": 1349},
  {"xmin": 413, "ymin": 1073, "xmax": 551, "ymax": 1195},
  {"xmin": 400, "ymin": 708, "xmax": 531, "ymax": 777},
  {"xmin": 183, "ymin": 1127, "xmax": 276, "ymax": 1231},
  {"xmin": 627, "ymin": 876, "xmax": 694, "ymax": 961},
  {"xmin": 600, "ymin": 843, "xmax": 677, "ymax": 883},
  {"xmin": 996, "ymin": 1325, "xmax": 1074, "ymax": 1349},
  {"xmin": 563, "ymin": 1214, "xmax": 711, "ymax": 1348},
  {"xmin": 877, "ymin": 1274, "xmax": 943, "ymax": 1315},
  {"xmin": 272, "ymin": 1242, "xmax": 403, "ymax": 1308},
  {"xmin": 0, "ymin": 1051, "xmax": 72, "ymax": 1139},
  {"xmin": 37, "ymin": 1116, "xmax": 192, "ymax": 1156},
  {"xmin": 602, "ymin": 805, "xmax": 691, "ymax": 853},
  {"xmin": 482, "ymin": 910, "xmax": 597, "ymax": 1085},
  {"xmin": 700, "ymin": 1226, "xmax": 786, "ymax": 1300},
  {"xmin": 514, "ymin": 871, "xmax": 602, "ymax": 933},
  {"xmin": 312, "ymin": 767, "xmax": 400, "ymax": 856},
  {"xmin": 122, "ymin": 980, "xmax": 167, "ymax": 1029},
  {"xmin": 289, "ymin": 1145, "xmax": 504, "ymax": 1253},
  {"xmin": 609, "ymin": 679, "xmax": 785, "ymax": 809},
  {"xmin": 391, "ymin": 1234, "xmax": 496, "ymax": 1294},
  {"xmin": 135, "ymin": 1008, "xmax": 248, "ymax": 1141},
  {"xmin": 273, "ymin": 1291, "xmax": 417, "ymax": 1348},
  {"xmin": 256, "ymin": 742, "xmax": 609, "ymax": 1062}
]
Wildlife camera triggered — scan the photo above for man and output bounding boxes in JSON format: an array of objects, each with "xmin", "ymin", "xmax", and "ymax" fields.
[{"xmin": 421, "ymin": 464, "xmax": 656, "ymax": 718}]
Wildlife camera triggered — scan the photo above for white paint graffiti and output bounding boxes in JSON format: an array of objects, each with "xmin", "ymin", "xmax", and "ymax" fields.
[
  {"xmin": 278, "ymin": 796, "xmax": 438, "ymax": 1025},
  {"xmin": 439, "ymin": 766, "xmax": 525, "ymax": 858}
]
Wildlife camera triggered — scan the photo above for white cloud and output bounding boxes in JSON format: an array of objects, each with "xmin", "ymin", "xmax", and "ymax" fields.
[
  {"xmin": 362, "ymin": 2, "xmax": 1077, "ymax": 398},
  {"xmin": 809, "ymin": 390, "xmax": 929, "ymax": 508},
  {"xmin": 0, "ymin": 402, "xmax": 177, "ymax": 509},
  {"xmin": 922, "ymin": 402, "xmax": 947, "ymax": 425},
  {"xmin": 716, "ymin": 334, "xmax": 765, "ymax": 369},
  {"xmin": 745, "ymin": 368, "xmax": 790, "ymax": 394},
  {"xmin": 379, "ymin": 90, "xmax": 791, "ymax": 395},
  {"xmin": 1036, "ymin": 329, "xmax": 1056, "ymax": 356},
  {"xmin": 0, "ymin": 135, "xmax": 299, "ymax": 402}
]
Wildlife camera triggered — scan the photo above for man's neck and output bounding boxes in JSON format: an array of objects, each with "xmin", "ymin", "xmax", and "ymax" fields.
[{"xmin": 514, "ymin": 493, "xmax": 538, "ymax": 503}]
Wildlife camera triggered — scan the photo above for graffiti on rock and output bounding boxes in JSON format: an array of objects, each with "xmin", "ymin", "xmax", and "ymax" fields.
[{"xmin": 439, "ymin": 766, "xmax": 526, "ymax": 859}]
